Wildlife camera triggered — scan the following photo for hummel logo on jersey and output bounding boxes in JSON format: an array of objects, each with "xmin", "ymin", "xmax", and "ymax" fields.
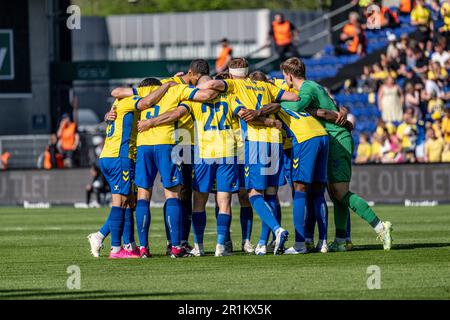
[
  {"xmin": 293, "ymin": 158, "xmax": 299, "ymax": 169},
  {"xmin": 172, "ymin": 176, "xmax": 178, "ymax": 182},
  {"xmin": 114, "ymin": 185, "xmax": 119, "ymax": 191}
]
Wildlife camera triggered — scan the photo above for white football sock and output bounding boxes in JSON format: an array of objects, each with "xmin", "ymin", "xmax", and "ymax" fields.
[{"xmin": 374, "ymin": 222, "xmax": 384, "ymax": 234}]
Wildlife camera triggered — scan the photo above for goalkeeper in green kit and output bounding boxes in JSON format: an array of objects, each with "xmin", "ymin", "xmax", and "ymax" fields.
[{"xmin": 278, "ymin": 57, "xmax": 393, "ymax": 251}]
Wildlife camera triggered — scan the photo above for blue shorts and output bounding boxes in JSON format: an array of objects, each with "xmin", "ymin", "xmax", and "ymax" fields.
[
  {"xmin": 99, "ymin": 157, "xmax": 135, "ymax": 195},
  {"xmin": 193, "ymin": 158, "xmax": 239, "ymax": 193},
  {"xmin": 283, "ymin": 148, "xmax": 293, "ymax": 187},
  {"xmin": 244, "ymin": 141, "xmax": 283, "ymax": 191},
  {"xmin": 135, "ymin": 145, "xmax": 183, "ymax": 189},
  {"xmin": 291, "ymin": 135, "xmax": 329, "ymax": 184}
]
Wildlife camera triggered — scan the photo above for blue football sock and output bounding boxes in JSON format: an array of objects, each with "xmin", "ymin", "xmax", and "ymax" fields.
[
  {"xmin": 271, "ymin": 201, "xmax": 282, "ymax": 242},
  {"xmin": 192, "ymin": 211, "xmax": 206, "ymax": 244},
  {"xmin": 249, "ymin": 195, "xmax": 280, "ymax": 234},
  {"xmin": 163, "ymin": 201, "xmax": 171, "ymax": 245},
  {"xmin": 216, "ymin": 206, "xmax": 231, "ymax": 242},
  {"xmin": 312, "ymin": 190, "xmax": 328, "ymax": 241},
  {"xmin": 166, "ymin": 198, "xmax": 183, "ymax": 247},
  {"xmin": 122, "ymin": 208, "xmax": 135, "ymax": 245},
  {"xmin": 181, "ymin": 198, "xmax": 192, "ymax": 243},
  {"xmin": 346, "ymin": 209, "xmax": 351, "ymax": 240},
  {"xmin": 109, "ymin": 206, "xmax": 125, "ymax": 247},
  {"xmin": 293, "ymin": 191, "xmax": 307, "ymax": 243},
  {"xmin": 261, "ymin": 195, "xmax": 277, "ymax": 245},
  {"xmin": 99, "ymin": 217, "xmax": 110, "ymax": 238},
  {"xmin": 226, "ymin": 213, "xmax": 232, "ymax": 242},
  {"xmin": 136, "ymin": 200, "xmax": 151, "ymax": 248},
  {"xmin": 240, "ymin": 206, "xmax": 253, "ymax": 241},
  {"xmin": 217, "ymin": 213, "xmax": 231, "ymax": 245},
  {"xmin": 305, "ymin": 193, "xmax": 316, "ymax": 239}
]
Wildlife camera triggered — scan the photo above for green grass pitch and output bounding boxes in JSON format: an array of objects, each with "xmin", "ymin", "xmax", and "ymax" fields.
[{"xmin": 0, "ymin": 205, "xmax": 449, "ymax": 300}]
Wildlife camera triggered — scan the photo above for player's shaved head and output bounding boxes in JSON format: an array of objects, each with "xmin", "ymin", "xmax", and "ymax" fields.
[
  {"xmin": 189, "ymin": 59, "xmax": 210, "ymax": 76},
  {"xmin": 281, "ymin": 57, "xmax": 306, "ymax": 80},
  {"xmin": 138, "ymin": 78, "xmax": 162, "ymax": 87},
  {"xmin": 249, "ymin": 71, "xmax": 268, "ymax": 82}
]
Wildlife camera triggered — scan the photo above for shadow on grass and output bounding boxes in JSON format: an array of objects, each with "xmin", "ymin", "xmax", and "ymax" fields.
[
  {"xmin": 0, "ymin": 288, "xmax": 197, "ymax": 300},
  {"xmin": 352, "ymin": 242, "xmax": 450, "ymax": 251}
]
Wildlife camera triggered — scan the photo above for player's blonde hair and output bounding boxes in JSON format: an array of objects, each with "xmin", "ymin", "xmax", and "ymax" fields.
[{"xmin": 280, "ymin": 57, "xmax": 306, "ymax": 79}]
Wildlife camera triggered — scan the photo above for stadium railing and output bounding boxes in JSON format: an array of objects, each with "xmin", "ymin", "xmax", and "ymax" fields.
[{"xmin": 0, "ymin": 135, "xmax": 50, "ymax": 169}]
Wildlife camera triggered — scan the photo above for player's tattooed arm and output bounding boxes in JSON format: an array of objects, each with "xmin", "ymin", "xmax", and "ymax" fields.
[
  {"xmin": 306, "ymin": 107, "xmax": 354, "ymax": 131},
  {"xmin": 279, "ymin": 91, "xmax": 300, "ymax": 102},
  {"xmin": 240, "ymin": 103, "xmax": 281, "ymax": 122},
  {"xmin": 111, "ymin": 87, "xmax": 134, "ymax": 99},
  {"xmin": 236, "ymin": 109, "xmax": 282, "ymax": 129},
  {"xmin": 191, "ymin": 89, "xmax": 220, "ymax": 102},
  {"xmin": 137, "ymin": 82, "xmax": 174, "ymax": 110},
  {"xmin": 137, "ymin": 106, "xmax": 188, "ymax": 132},
  {"xmin": 196, "ymin": 80, "xmax": 226, "ymax": 92}
]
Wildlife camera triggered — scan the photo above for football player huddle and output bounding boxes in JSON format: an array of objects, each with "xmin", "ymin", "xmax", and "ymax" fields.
[{"xmin": 88, "ymin": 57, "xmax": 393, "ymax": 259}]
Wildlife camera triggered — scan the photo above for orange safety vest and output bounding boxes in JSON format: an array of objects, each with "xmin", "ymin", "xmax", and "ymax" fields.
[
  {"xmin": 43, "ymin": 150, "xmax": 52, "ymax": 170},
  {"xmin": 343, "ymin": 23, "xmax": 358, "ymax": 38},
  {"xmin": 60, "ymin": 122, "xmax": 77, "ymax": 151},
  {"xmin": 348, "ymin": 35, "xmax": 360, "ymax": 53},
  {"xmin": 1, "ymin": 152, "xmax": 10, "ymax": 169},
  {"xmin": 400, "ymin": 0, "xmax": 415, "ymax": 13},
  {"xmin": 272, "ymin": 21, "xmax": 293, "ymax": 46},
  {"xmin": 216, "ymin": 47, "xmax": 232, "ymax": 71}
]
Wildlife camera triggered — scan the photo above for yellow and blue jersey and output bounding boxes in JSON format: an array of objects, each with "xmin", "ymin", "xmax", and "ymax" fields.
[
  {"xmin": 161, "ymin": 77, "xmax": 194, "ymax": 146},
  {"xmin": 100, "ymin": 95, "xmax": 140, "ymax": 160},
  {"xmin": 161, "ymin": 76, "xmax": 186, "ymax": 85},
  {"xmin": 272, "ymin": 78, "xmax": 297, "ymax": 150},
  {"xmin": 223, "ymin": 78, "xmax": 285, "ymax": 143},
  {"xmin": 272, "ymin": 78, "xmax": 298, "ymax": 94},
  {"xmin": 180, "ymin": 93, "xmax": 236, "ymax": 159},
  {"xmin": 137, "ymin": 84, "xmax": 199, "ymax": 146},
  {"xmin": 276, "ymin": 109, "xmax": 327, "ymax": 144}
]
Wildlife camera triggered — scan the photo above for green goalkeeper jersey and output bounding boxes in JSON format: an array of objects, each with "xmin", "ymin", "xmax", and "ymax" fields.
[{"xmin": 281, "ymin": 80, "xmax": 349, "ymax": 139}]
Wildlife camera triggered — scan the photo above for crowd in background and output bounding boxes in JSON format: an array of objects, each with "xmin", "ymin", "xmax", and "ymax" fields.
[{"xmin": 342, "ymin": 0, "xmax": 450, "ymax": 163}]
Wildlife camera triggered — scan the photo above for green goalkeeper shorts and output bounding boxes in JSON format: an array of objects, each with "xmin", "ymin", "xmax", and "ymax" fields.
[{"xmin": 327, "ymin": 133, "xmax": 354, "ymax": 183}]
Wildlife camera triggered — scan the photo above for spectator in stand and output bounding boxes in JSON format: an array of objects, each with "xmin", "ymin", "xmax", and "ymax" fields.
[
  {"xmin": 403, "ymin": 66, "xmax": 423, "ymax": 91},
  {"xmin": 268, "ymin": 13, "xmax": 299, "ymax": 62},
  {"xmin": 425, "ymin": 127, "xmax": 444, "ymax": 162},
  {"xmin": 370, "ymin": 132, "xmax": 383, "ymax": 163},
  {"xmin": 1, "ymin": 151, "xmax": 11, "ymax": 170},
  {"xmin": 431, "ymin": 41, "xmax": 450, "ymax": 67},
  {"xmin": 411, "ymin": 48, "xmax": 429, "ymax": 76},
  {"xmin": 378, "ymin": 76, "xmax": 404, "ymax": 123},
  {"xmin": 440, "ymin": 0, "xmax": 450, "ymax": 47},
  {"xmin": 428, "ymin": 91, "xmax": 445, "ymax": 115},
  {"xmin": 215, "ymin": 38, "xmax": 233, "ymax": 74},
  {"xmin": 397, "ymin": 107, "xmax": 418, "ymax": 162},
  {"xmin": 404, "ymin": 83, "xmax": 422, "ymax": 120},
  {"xmin": 370, "ymin": 0, "xmax": 400, "ymax": 29},
  {"xmin": 442, "ymin": 105, "xmax": 450, "ymax": 143},
  {"xmin": 43, "ymin": 134, "xmax": 64, "ymax": 170},
  {"xmin": 57, "ymin": 97, "xmax": 80, "ymax": 168},
  {"xmin": 430, "ymin": 0, "xmax": 444, "ymax": 39},
  {"xmin": 336, "ymin": 11, "xmax": 366, "ymax": 56},
  {"xmin": 355, "ymin": 133, "xmax": 371, "ymax": 164},
  {"xmin": 399, "ymin": 0, "xmax": 416, "ymax": 16},
  {"xmin": 410, "ymin": 0, "xmax": 431, "ymax": 46},
  {"xmin": 442, "ymin": 142, "xmax": 450, "ymax": 162}
]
